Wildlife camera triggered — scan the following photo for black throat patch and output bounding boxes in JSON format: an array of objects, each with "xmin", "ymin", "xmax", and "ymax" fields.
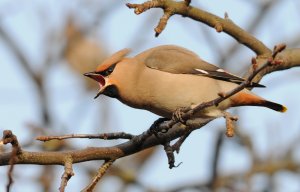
[{"xmin": 103, "ymin": 85, "xmax": 119, "ymax": 98}]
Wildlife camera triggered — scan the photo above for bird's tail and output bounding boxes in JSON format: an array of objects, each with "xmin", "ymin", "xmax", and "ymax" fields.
[
  {"xmin": 260, "ymin": 100, "xmax": 287, "ymax": 112},
  {"xmin": 231, "ymin": 92, "xmax": 287, "ymax": 112}
]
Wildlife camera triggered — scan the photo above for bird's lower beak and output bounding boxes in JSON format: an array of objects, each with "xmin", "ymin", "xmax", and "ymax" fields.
[{"xmin": 83, "ymin": 72, "xmax": 106, "ymax": 99}]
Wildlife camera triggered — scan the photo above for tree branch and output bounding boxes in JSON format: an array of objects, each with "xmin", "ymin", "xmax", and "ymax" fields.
[
  {"xmin": 127, "ymin": 0, "xmax": 271, "ymax": 55},
  {"xmin": 248, "ymin": 48, "xmax": 300, "ymax": 82},
  {"xmin": 36, "ymin": 132, "xmax": 135, "ymax": 141},
  {"xmin": 81, "ymin": 160, "xmax": 115, "ymax": 192},
  {"xmin": 1, "ymin": 130, "xmax": 21, "ymax": 192},
  {"xmin": 0, "ymin": 119, "xmax": 206, "ymax": 166},
  {"xmin": 59, "ymin": 157, "xmax": 74, "ymax": 192}
]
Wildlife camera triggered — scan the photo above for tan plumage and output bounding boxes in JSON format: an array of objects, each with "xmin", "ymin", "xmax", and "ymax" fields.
[{"xmin": 84, "ymin": 45, "xmax": 286, "ymax": 119}]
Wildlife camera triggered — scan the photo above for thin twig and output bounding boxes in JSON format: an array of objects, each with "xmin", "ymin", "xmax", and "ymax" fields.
[
  {"xmin": 36, "ymin": 132, "xmax": 135, "ymax": 142},
  {"xmin": 2, "ymin": 131, "xmax": 22, "ymax": 154},
  {"xmin": 81, "ymin": 159, "xmax": 115, "ymax": 192},
  {"xmin": 155, "ymin": 12, "xmax": 173, "ymax": 37},
  {"xmin": 223, "ymin": 112, "xmax": 238, "ymax": 137},
  {"xmin": 6, "ymin": 147, "xmax": 17, "ymax": 192},
  {"xmin": 59, "ymin": 157, "xmax": 74, "ymax": 192},
  {"xmin": 164, "ymin": 142, "xmax": 176, "ymax": 168},
  {"xmin": 171, "ymin": 130, "xmax": 192, "ymax": 153},
  {"xmin": 2, "ymin": 130, "xmax": 22, "ymax": 192}
]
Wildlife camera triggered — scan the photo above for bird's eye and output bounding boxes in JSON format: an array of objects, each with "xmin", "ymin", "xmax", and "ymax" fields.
[
  {"xmin": 103, "ymin": 71, "xmax": 110, "ymax": 76},
  {"xmin": 107, "ymin": 64, "xmax": 115, "ymax": 74},
  {"xmin": 97, "ymin": 64, "xmax": 116, "ymax": 76},
  {"xmin": 104, "ymin": 64, "xmax": 116, "ymax": 76}
]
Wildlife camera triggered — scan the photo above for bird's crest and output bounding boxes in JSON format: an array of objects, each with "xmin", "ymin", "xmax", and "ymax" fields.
[{"xmin": 96, "ymin": 48, "xmax": 131, "ymax": 72}]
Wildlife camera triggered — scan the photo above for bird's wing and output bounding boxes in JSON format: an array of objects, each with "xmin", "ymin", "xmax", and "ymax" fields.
[{"xmin": 139, "ymin": 45, "xmax": 264, "ymax": 88}]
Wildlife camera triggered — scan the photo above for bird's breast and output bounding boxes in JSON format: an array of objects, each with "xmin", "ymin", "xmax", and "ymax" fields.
[{"xmin": 116, "ymin": 67, "xmax": 237, "ymax": 118}]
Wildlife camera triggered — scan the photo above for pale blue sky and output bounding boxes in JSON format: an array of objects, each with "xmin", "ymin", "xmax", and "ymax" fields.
[{"xmin": 1, "ymin": 0, "xmax": 300, "ymax": 191}]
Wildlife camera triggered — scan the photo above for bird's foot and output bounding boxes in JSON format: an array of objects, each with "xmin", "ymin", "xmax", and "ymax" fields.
[
  {"xmin": 172, "ymin": 107, "xmax": 189, "ymax": 124},
  {"xmin": 149, "ymin": 117, "xmax": 170, "ymax": 134}
]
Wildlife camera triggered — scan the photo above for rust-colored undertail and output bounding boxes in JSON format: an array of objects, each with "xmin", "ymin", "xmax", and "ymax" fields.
[{"xmin": 231, "ymin": 92, "xmax": 287, "ymax": 112}]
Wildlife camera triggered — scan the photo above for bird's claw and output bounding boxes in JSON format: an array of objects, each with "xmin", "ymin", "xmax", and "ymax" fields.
[{"xmin": 172, "ymin": 107, "xmax": 188, "ymax": 124}]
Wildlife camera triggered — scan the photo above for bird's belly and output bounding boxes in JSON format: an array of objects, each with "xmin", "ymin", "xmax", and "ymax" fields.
[
  {"xmin": 134, "ymin": 72, "xmax": 235, "ymax": 118},
  {"xmin": 117, "ymin": 69, "xmax": 238, "ymax": 119},
  {"xmin": 143, "ymin": 93, "xmax": 229, "ymax": 119}
]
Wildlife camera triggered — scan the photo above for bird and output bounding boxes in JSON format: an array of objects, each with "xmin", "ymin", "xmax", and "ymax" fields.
[{"xmin": 84, "ymin": 45, "xmax": 286, "ymax": 120}]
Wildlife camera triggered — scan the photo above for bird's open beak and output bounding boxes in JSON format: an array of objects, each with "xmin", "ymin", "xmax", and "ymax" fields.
[{"xmin": 84, "ymin": 72, "xmax": 107, "ymax": 99}]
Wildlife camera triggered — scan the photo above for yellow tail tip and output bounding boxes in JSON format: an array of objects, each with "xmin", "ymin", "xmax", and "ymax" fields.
[{"xmin": 281, "ymin": 106, "xmax": 288, "ymax": 113}]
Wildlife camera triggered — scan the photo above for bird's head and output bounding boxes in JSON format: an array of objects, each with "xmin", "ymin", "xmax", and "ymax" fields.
[{"xmin": 84, "ymin": 48, "xmax": 131, "ymax": 99}]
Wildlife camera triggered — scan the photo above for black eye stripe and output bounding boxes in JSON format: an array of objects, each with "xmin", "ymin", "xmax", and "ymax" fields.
[{"xmin": 96, "ymin": 64, "xmax": 116, "ymax": 76}]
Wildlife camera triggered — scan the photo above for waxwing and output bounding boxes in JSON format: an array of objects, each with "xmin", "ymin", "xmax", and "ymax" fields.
[{"xmin": 84, "ymin": 45, "xmax": 286, "ymax": 119}]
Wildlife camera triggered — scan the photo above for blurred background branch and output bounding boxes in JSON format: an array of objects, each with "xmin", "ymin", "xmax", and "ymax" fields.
[{"xmin": 0, "ymin": 0, "xmax": 300, "ymax": 191}]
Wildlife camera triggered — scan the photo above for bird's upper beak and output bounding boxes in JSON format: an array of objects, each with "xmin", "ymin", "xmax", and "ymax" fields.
[{"xmin": 84, "ymin": 72, "xmax": 107, "ymax": 99}]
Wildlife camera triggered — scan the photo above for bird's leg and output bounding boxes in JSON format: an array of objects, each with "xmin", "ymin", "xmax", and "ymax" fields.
[
  {"xmin": 164, "ymin": 142, "xmax": 182, "ymax": 169},
  {"xmin": 149, "ymin": 117, "xmax": 170, "ymax": 134},
  {"xmin": 149, "ymin": 118, "xmax": 184, "ymax": 168},
  {"xmin": 172, "ymin": 107, "xmax": 189, "ymax": 124},
  {"xmin": 171, "ymin": 130, "xmax": 192, "ymax": 153}
]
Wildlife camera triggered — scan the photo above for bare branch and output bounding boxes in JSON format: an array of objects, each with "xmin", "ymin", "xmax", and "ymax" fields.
[
  {"xmin": 59, "ymin": 157, "xmax": 74, "ymax": 192},
  {"xmin": 163, "ymin": 142, "xmax": 176, "ymax": 169},
  {"xmin": 81, "ymin": 160, "xmax": 115, "ymax": 192},
  {"xmin": 247, "ymin": 48, "xmax": 300, "ymax": 83},
  {"xmin": 171, "ymin": 130, "xmax": 192, "ymax": 153},
  {"xmin": 6, "ymin": 148, "xmax": 16, "ymax": 192},
  {"xmin": 37, "ymin": 132, "xmax": 135, "ymax": 141},
  {"xmin": 0, "ymin": 116, "xmax": 213, "ymax": 168},
  {"xmin": 155, "ymin": 12, "xmax": 172, "ymax": 37},
  {"xmin": 223, "ymin": 112, "xmax": 238, "ymax": 137},
  {"xmin": 126, "ymin": 1, "xmax": 161, "ymax": 14},
  {"xmin": 2, "ymin": 130, "xmax": 22, "ymax": 192},
  {"xmin": 127, "ymin": 0, "xmax": 271, "ymax": 55},
  {"xmin": 2, "ymin": 130, "xmax": 22, "ymax": 154}
]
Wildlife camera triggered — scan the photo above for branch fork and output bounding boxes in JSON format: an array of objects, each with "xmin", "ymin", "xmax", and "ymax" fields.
[
  {"xmin": 127, "ymin": 0, "xmax": 192, "ymax": 37},
  {"xmin": 2, "ymin": 130, "xmax": 22, "ymax": 192},
  {"xmin": 59, "ymin": 157, "xmax": 74, "ymax": 192}
]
